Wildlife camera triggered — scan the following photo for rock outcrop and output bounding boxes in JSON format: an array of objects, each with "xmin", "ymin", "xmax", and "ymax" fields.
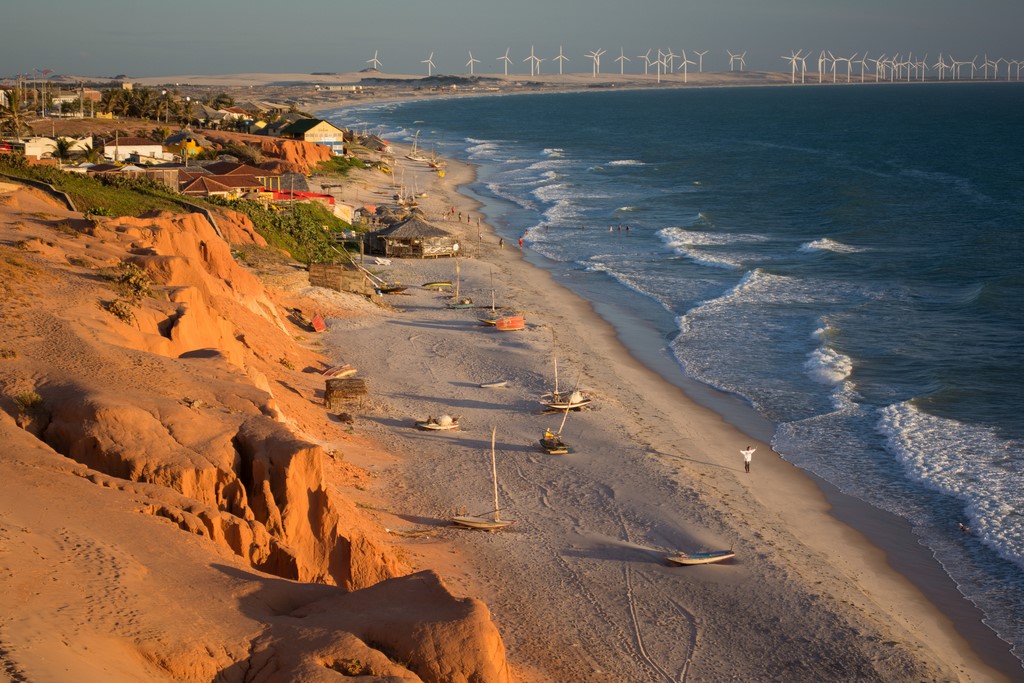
[{"xmin": 0, "ymin": 184, "xmax": 511, "ymax": 681}]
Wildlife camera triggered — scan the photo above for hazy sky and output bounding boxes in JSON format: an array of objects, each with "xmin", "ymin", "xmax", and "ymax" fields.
[{"xmin": 4, "ymin": 0, "xmax": 1022, "ymax": 79}]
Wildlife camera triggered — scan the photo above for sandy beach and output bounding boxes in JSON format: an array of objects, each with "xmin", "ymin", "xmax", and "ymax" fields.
[
  {"xmin": 310, "ymin": 135, "xmax": 1018, "ymax": 681},
  {"xmin": 2, "ymin": 70, "xmax": 1019, "ymax": 681}
]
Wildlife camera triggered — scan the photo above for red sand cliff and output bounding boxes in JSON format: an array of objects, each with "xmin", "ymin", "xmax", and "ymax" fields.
[{"xmin": 0, "ymin": 181, "xmax": 511, "ymax": 682}]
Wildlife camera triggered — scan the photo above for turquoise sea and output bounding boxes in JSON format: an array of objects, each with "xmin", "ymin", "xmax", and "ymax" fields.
[{"xmin": 325, "ymin": 83, "xmax": 1024, "ymax": 668}]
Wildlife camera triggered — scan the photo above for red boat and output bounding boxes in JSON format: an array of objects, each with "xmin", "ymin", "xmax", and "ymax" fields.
[{"xmin": 495, "ymin": 315, "xmax": 525, "ymax": 331}]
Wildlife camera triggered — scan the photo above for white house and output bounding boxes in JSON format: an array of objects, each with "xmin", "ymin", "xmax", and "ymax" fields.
[
  {"xmin": 100, "ymin": 136, "xmax": 172, "ymax": 163},
  {"xmin": 21, "ymin": 136, "xmax": 93, "ymax": 160}
]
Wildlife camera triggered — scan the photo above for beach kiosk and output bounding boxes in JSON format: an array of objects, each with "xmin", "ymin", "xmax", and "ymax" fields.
[{"xmin": 370, "ymin": 215, "xmax": 460, "ymax": 258}]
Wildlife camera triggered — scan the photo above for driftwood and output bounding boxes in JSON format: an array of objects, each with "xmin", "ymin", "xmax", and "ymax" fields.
[{"xmin": 324, "ymin": 377, "xmax": 367, "ymax": 410}]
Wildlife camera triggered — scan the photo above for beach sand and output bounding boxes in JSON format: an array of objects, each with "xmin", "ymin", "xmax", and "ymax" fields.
[{"xmin": 307, "ymin": 138, "xmax": 1018, "ymax": 681}]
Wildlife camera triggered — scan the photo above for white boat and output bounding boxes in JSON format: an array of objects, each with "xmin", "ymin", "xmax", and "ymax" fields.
[
  {"xmin": 539, "ymin": 352, "xmax": 592, "ymax": 411},
  {"xmin": 405, "ymin": 130, "xmax": 430, "ymax": 163},
  {"xmin": 452, "ymin": 427, "xmax": 514, "ymax": 531},
  {"xmin": 540, "ymin": 388, "xmax": 592, "ymax": 411},
  {"xmin": 665, "ymin": 549, "xmax": 735, "ymax": 566},
  {"xmin": 479, "ymin": 380, "xmax": 508, "ymax": 388}
]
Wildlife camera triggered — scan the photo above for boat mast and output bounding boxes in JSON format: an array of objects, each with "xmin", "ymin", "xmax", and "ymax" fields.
[
  {"xmin": 490, "ymin": 426, "xmax": 500, "ymax": 522},
  {"xmin": 556, "ymin": 405, "xmax": 570, "ymax": 435},
  {"xmin": 454, "ymin": 256, "xmax": 461, "ymax": 300}
]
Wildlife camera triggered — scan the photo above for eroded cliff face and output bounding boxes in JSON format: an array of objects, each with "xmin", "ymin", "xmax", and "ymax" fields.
[
  {"xmin": 200, "ymin": 130, "xmax": 335, "ymax": 175},
  {"xmin": 0, "ymin": 186, "xmax": 511, "ymax": 682}
]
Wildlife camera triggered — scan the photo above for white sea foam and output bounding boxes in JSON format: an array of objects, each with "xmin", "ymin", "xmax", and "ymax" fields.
[
  {"xmin": 879, "ymin": 402, "xmax": 1024, "ymax": 571},
  {"xmin": 543, "ymin": 148, "xmax": 565, "ymax": 158},
  {"xmin": 804, "ymin": 347, "xmax": 853, "ymax": 385},
  {"xmin": 657, "ymin": 227, "xmax": 763, "ymax": 269},
  {"xmin": 800, "ymin": 238, "xmax": 867, "ymax": 254},
  {"xmin": 608, "ymin": 159, "xmax": 645, "ymax": 166},
  {"xmin": 467, "ymin": 141, "xmax": 501, "ymax": 158},
  {"xmin": 616, "ymin": 206, "xmax": 637, "ymax": 213}
]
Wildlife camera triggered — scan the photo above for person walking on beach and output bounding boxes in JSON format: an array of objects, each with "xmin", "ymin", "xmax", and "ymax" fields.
[
  {"xmin": 741, "ymin": 446, "xmax": 756, "ymax": 473},
  {"xmin": 498, "ymin": 238, "xmax": 504, "ymax": 249},
  {"xmin": 519, "ymin": 236, "xmax": 523, "ymax": 249}
]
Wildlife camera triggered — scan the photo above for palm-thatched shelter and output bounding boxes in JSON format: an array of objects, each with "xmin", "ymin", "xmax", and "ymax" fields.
[{"xmin": 370, "ymin": 215, "xmax": 460, "ymax": 258}]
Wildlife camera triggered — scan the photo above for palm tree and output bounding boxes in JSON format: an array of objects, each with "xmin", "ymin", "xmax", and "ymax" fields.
[
  {"xmin": 51, "ymin": 137, "xmax": 75, "ymax": 167},
  {"xmin": 79, "ymin": 144, "xmax": 102, "ymax": 164},
  {"xmin": 0, "ymin": 89, "xmax": 31, "ymax": 141}
]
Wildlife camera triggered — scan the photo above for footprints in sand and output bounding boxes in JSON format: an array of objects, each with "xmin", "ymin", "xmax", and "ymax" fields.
[{"xmin": 51, "ymin": 527, "xmax": 147, "ymax": 634}]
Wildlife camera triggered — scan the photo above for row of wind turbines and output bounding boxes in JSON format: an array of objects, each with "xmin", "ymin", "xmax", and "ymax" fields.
[
  {"xmin": 364, "ymin": 48, "xmax": 1024, "ymax": 83},
  {"xmin": 367, "ymin": 47, "xmax": 714, "ymax": 82},
  {"xmin": 781, "ymin": 50, "xmax": 1024, "ymax": 84}
]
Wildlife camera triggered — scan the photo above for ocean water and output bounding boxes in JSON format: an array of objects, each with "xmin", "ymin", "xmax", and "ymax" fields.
[{"xmin": 326, "ymin": 83, "xmax": 1024, "ymax": 665}]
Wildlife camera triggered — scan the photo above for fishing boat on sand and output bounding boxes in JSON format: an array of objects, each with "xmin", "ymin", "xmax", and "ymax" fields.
[
  {"xmin": 405, "ymin": 130, "xmax": 430, "ymax": 163},
  {"xmin": 540, "ymin": 408, "xmax": 571, "ymax": 454},
  {"xmin": 452, "ymin": 427, "xmax": 514, "ymax": 531},
  {"xmin": 665, "ymin": 549, "xmax": 735, "ymax": 566},
  {"xmin": 422, "ymin": 281, "xmax": 453, "ymax": 290},
  {"xmin": 495, "ymin": 315, "xmax": 526, "ymax": 331},
  {"xmin": 479, "ymin": 379, "xmax": 508, "ymax": 388},
  {"xmin": 415, "ymin": 415, "xmax": 460, "ymax": 431},
  {"xmin": 540, "ymin": 357, "xmax": 592, "ymax": 411}
]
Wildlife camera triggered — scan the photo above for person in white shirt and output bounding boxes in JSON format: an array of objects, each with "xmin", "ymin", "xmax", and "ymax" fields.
[{"xmin": 741, "ymin": 446, "xmax": 756, "ymax": 473}]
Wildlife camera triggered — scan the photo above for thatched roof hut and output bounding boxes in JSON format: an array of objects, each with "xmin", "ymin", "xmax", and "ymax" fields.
[{"xmin": 370, "ymin": 215, "xmax": 459, "ymax": 258}]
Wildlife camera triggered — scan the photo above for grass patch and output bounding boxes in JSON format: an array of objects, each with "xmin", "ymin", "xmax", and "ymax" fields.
[
  {"xmin": 14, "ymin": 391, "xmax": 43, "ymax": 414},
  {"xmin": 209, "ymin": 197, "xmax": 355, "ymax": 263},
  {"xmin": 313, "ymin": 156, "xmax": 366, "ymax": 176},
  {"xmin": 1, "ymin": 154, "xmax": 198, "ymax": 217},
  {"xmin": 101, "ymin": 299, "xmax": 136, "ymax": 325}
]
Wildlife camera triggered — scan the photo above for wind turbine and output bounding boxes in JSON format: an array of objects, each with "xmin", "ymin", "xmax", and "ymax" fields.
[
  {"xmin": 933, "ymin": 54, "xmax": 948, "ymax": 80},
  {"xmin": 664, "ymin": 48, "xmax": 677, "ymax": 73},
  {"xmin": 798, "ymin": 51, "xmax": 808, "ymax": 83},
  {"xmin": 466, "ymin": 51, "xmax": 480, "ymax": 75},
  {"xmin": 782, "ymin": 50, "xmax": 801, "ymax": 84},
  {"xmin": 827, "ymin": 51, "xmax": 839, "ymax": 82},
  {"xmin": 982, "ymin": 54, "xmax": 996, "ymax": 79},
  {"xmin": 857, "ymin": 52, "xmax": 869, "ymax": 83},
  {"xmin": 638, "ymin": 48, "xmax": 653, "ymax": 75},
  {"xmin": 524, "ymin": 46, "xmax": 541, "ymax": 77},
  {"xmin": 680, "ymin": 49, "xmax": 695, "ymax": 83},
  {"xmin": 818, "ymin": 50, "xmax": 828, "ymax": 83},
  {"xmin": 422, "ymin": 52, "xmax": 436, "ymax": 77},
  {"xmin": 996, "ymin": 57, "xmax": 1009, "ymax": 80},
  {"xmin": 586, "ymin": 48, "xmax": 606, "ymax": 77},
  {"xmin": 694, "ymin": 50, "xmax": 708, "ymax": 72},
  {"xmin": 366, "ymin": 50, "xmax": 382, "ymax": 71},
  {"xmin": 727, "ymin": 50, "xmax": 739, "ymax": 71},
  {"xmin": 871, "ymin": 54, "xmax": 886, "ymax": 82},
  {"xmin": 843, "ymin": 53, "xmax": 857, "ymax": 82},
  {"xmin": 554, "ymin": 46, "xmax": 569, "ymax": 75},
  {"xmin": 615, "ymin": 47, "xmax": 630, "ymax": 75},
  {"xmin": 498, "ymin": 48, "xmax": 512, "ymax": 76}
]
